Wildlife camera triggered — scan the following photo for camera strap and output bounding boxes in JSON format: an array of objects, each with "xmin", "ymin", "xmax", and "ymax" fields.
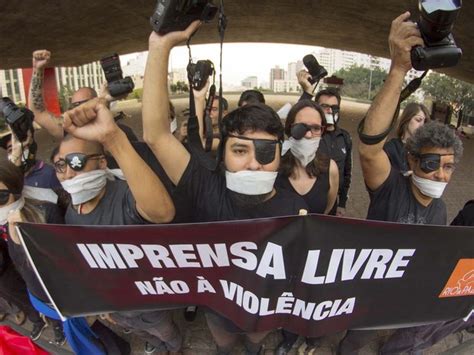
[
  {"xmin": 358, "ymin": 70, "xmax": 428, "ymax": 145},
  {"xmin": 185, "ymin": 0, "xmax": 227, "ymax": 170},
  {"xmin": 204, "ymin": 84, "xmax": 216, "ymax": 152}
]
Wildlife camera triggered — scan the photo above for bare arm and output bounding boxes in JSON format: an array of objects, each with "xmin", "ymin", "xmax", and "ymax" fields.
[
  {"xmin": 142, "ymin": 22, "xmax": 201, "ymax": 185},
  {"xmin": 64, "ymin": 98, "xmax": 175, "ymax": 223},
  {"xmin": 325, "ymin": 159, "xmax": 339, "ymax": 214},
  {"xmin": 359, "ymin": 12, "xmax": 423, "ymax": 191},
  {"xmin": 29, "ymin": 50, "xmax": 64, "ymax": 140},
  {"xmin": 192, "ymin": 81, "xmax": 210, "ymax": 147}
]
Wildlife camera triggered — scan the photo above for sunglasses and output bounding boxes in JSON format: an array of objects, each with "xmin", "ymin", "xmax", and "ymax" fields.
[
  {"xmin": 227, "ymin": 134, "xmax": 280, "ymax": 165},
  {"xmin": 0, "ymin": 189, "xmax": 11, "ymax": 205},
  {"xmin": 320, "ymin": 104, "xmax": 340, "ymax": 113},
  {"xmin": 291, "ymin": 123, "xmax": 325, "ymax": 140},
  {"xmin": 54, "ymin": 153, "xmax": 104, "ymax": 173},
  {"xmin": 69, "ymin": 99, "xmax": 90, "ymax": 109},
  {"xmin": 418, "ymin": 153, "xmax": 456, "ymax": 174}
]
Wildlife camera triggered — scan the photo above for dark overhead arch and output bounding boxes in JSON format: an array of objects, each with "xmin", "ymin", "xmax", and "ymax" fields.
[{"xmin": 1, "ymin": 0, "xmax": 472, "ymax": 82}]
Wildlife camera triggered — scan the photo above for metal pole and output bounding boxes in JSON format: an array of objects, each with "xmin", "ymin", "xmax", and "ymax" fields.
[{"xmin": 368, "ymin": 56, "xmax": 373, "ymax": 100}]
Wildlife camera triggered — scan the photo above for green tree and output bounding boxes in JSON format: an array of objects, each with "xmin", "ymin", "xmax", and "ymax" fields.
[
  {"xmin": 175, "ymin": 81, "xmax": 189, "ymax": 93},
  {"xmin": 333, "ymin": 65, "xmax": 387, "ymax": 100},
  {"xmin": 58, "ymin": 85, "xmax": 73, "ymax": 113},
  {"xmin": 421, "ymin": 73, "xmax": 474, "ymax": 116}
]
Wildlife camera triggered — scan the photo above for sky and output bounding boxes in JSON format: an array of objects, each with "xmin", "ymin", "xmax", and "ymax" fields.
[{"xmin": 121, "ymin": 42, "xmax": 326, "ymax": 88}]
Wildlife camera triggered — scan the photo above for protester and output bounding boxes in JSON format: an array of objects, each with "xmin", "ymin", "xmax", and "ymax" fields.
[
  {"xmin": 0, "ymin": 161, "xmax": 66, "ymax": 344},
  {"xmin": 276, "ymin": 100, "xmax": 339, "ymax": 214},
  {"xmin": 383, "ymin": 102, "xmax": 430, "ymax": 174},
  {"xmin": 29, "ymin": 50, "xmax": 139, "ymax": 142},
  {"xmin": 297, "ymin": 74, "xmax": 352, "ymax": 216},
  {"xmin": 142, "ymin": 21, "xmax": 307, "ymax": 354},
  {"xmin": 339, "ymin": 12, "xmax": 464, "ymax": 354},
  {"xmin": 0, "ymin": 129, "xmax": 61, "ymax": 192},
  {"xmin": 55, "ymin": 97, "xmax": 179, "ymax": 353},
  {"xmin": 238, "ymin": 89, "xmax": 265, "ymax": 107},
  {"xmin": 274, "ymin": 100, "xmax": 339, "ymax": 354},
  {"xmin": 451, "ymin": 199, "xmax": 474, "ymax": 226}
]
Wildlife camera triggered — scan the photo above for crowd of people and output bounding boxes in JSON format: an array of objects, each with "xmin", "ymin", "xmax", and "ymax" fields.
[{"xmin": 0, "ymin": 11, "xmax": 472, "ymax": 355}]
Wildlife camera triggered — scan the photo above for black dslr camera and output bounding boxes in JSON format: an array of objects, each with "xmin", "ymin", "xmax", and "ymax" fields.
[
  {"xmin": 303, "ymin": 54, "xmax": 328, "ymax": 85},
  {"xmin": 100, "ymin": 54, "xmax": 135, "ymax": 98},
  {"xmin": 151, "ymin": 0, "xmax": 218, "ymax": 34},
  {"xmin": 411, "ymin": 0, "xmax": 462, "ymax": 71},
  {"xmin": 187, "ymin": 60, "xmax": 214, "ymax": 90},
  {"xmin": 0, "ymin": 98, "xmax": 34, "ymax": 142}
]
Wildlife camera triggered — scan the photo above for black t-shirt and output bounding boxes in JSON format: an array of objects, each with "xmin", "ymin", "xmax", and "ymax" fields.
[
  {"xmin": 383, "ymin": 138, "xmax": 408, "ymax": 173},
  {"xmin": 275, "ymin": 169, "xmax": 330, "ymax": 214},
  {"xmin": 7, "ymin": 202, "xmax": 64, "ymax": 301},
  {"xmin": 318, "ymin": 127, "xmax": 352, "ymax": 208},
  {"xmin": 65, "ymin": 180, "xmax": 146, "ymax": 226},
  {"xmin": 451, "ymin": 200, "xmax": 474, "ymax": 226},
  {"xmin": 366, "ymin": 168, "xmax": 447, "ymax": 225},
  {"xmin": 177, "ymin": 156, "xmax": 308, "ymax": 222},
  {"xmin": 106, "ymin": 142, "xmax": 192, "ymax": 223}
]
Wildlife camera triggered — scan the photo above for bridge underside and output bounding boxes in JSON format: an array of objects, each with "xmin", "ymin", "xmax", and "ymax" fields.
[{"xmin": 1, "ymin": 0, "xmax": 472, "ymax": 82}]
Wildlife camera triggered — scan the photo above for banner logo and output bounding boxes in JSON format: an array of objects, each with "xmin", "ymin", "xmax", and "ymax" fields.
[{"xmin": 439, "ymin": 259, "xmax": 474, "ymax": 298}]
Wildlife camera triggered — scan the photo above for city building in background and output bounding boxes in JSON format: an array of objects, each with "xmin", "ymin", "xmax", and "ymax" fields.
[
  {"xmin": 241, "ymin": 76, "xmax": 258, "ymax": 89},
  {"xmin": 0, "ymin": 69, "xmax": 26, "ymax": 103},
  {"xmin": 270, "ymin": 66, "xmax": 285, "ymax": 91},
  {"xmin": 55, "ymin": 61, "xmax": 105, "ymax": 93}
]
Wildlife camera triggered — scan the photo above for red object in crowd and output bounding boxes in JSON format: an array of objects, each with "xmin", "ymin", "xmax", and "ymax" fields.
[{"xmin": 0, "ymin": 326, "xmax": 49, "ymax": 355}]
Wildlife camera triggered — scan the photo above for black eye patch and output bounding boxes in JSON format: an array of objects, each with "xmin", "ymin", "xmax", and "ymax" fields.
[
  {"xmin": 228, "ymin": 134, "xmax": 279, "ymax": 165},
  {"xmin": 419, "ymin": 154, "xmax": 441, "ymax": 173},
  {"xmin": 291, "ymin": 123, "xmax": 309, "ymax": 140}
]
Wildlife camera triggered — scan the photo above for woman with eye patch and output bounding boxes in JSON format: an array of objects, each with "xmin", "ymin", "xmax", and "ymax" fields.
[
  {"xmin": 276, "ymin": 100, "xmax": 339, "ymax": 216},
  {"xmin": 274, "ymin": 100, "xmax": 339, "ymax": 353},
  {"xmin": 383, "ymin": 102, "xmax": 430, "ymax": 174}
]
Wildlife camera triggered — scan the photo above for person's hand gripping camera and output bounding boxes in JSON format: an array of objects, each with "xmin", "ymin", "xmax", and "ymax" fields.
[
  {"xmin": 388, "ymin": 12, "xmax": 425, "ymax": 75},
  {"xmin": 148, "ymin": 20, "xmax": 201, "ymax": 51}
]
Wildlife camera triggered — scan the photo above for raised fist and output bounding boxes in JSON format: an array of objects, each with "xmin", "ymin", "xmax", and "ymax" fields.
[
  {"xmin": 63, "ymin": 98, "xmax": 119, "ymax": 145},
  {"xmin": 32, "ymin": 50, "xmax": 51, "ymax": 70}
]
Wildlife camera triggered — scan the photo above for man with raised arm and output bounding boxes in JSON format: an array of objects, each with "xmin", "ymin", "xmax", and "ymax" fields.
[
  {"xmin": 142, "ymin": 21, "xmax": 307, "ymax": 354},
  {"xmin": 358, "ymin": 11, "xmax": 462, "ymax": 225},
  {"xmin": 339, "ymin": 12, "xmax": 464, "ymax": 354}
]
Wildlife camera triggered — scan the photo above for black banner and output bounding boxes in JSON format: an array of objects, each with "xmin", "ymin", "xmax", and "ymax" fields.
[{"xmin": 19, "ymin": 215, "xmax": 474, "ymax": 337}]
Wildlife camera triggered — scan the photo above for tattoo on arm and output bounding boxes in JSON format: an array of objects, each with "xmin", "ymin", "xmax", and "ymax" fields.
[
  {"xmin": 31, "ymin": 71, "xmax": 45, "ymax": 112},
  {"xmin": 49, "ymin": 113, "xmax": 64, "ymax": 126}
]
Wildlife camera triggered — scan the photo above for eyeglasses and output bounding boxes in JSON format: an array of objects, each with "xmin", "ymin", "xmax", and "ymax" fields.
[
  {"xmin": 417, "ymin": 153, "xmax": 456, "ymax": 174},
  {"xmin": 0, "ymin": 190, "xmax": 11, "ymax": 205},
  {"xmin": 54, "ymin": 153, "xmax": 104, "ymax": 173},
  {"xmin": 69, "ymin": 99, "xmax": 90, "ymax": 109},
  {"xmin": 320, "ymin": 104, "xmax": 340, "ymax": 113},
  {"xmin": 291, "ymin": 123, "xmax": 325, "ymax": 140}
]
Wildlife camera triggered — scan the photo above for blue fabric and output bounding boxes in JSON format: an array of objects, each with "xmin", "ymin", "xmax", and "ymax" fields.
[
  {"xmin": 24, "ymin": 160, "xmax": 61, "ymax": 189},
  {"xmin": 28, "ymin": 292, "xmax": 105, "ymax": 355}
]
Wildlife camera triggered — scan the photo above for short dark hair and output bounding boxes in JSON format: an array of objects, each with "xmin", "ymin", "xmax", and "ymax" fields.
[
  {"xmin": 315, "ymin": 88, "xmax": 341, "ymax": 106},
  {"xmin": 213, "ymin": 96, "xmax": 229, "ymax": 111},
  {"xmin": 238, "ymin": 90, "xmax": 265, "ymax": 107},
  {"xmin": 0, "ymin": 159, "xmax": 24, "ymax": 194},
  {"xmin": 220, "ymin": 103, "xmax": 284, "ymax": 142},
  {"xmin": 406, "ymin": 121, "xmax": 463, "ymax": 163},
  {"xmin": 59, "ymin": 135, "xmax": 105, "ymax": 156}
]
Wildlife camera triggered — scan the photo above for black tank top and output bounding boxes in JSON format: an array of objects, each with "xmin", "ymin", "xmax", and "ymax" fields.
[{"xmin": 275, "ymin": 170, "xmax": 330, "ymax": 214}]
